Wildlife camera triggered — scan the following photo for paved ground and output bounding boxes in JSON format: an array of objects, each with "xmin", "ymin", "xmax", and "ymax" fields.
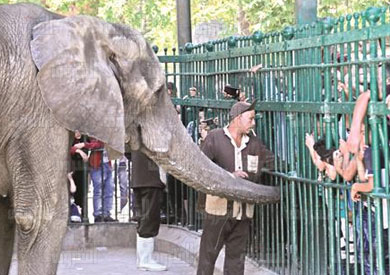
[{"xmin": 9, "ymin": 247, "xmax": 196, "ymax": 275}]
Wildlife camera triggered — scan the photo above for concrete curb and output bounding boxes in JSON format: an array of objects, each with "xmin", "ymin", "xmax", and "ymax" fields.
[{"xmin": 63, "ymin": 223, "xmax": 275, "ymax": 275}]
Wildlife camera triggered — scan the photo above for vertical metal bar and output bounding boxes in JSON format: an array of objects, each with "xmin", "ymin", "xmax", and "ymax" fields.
[
  {"xmin": 114, "ymin": 160, "xmax": 118, "ymax": 220},
  {"xmin": 82, "ymin": 135, "xmax": 89, "ymax": 223}
]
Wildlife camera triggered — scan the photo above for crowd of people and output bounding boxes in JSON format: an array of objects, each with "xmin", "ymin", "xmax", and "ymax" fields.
[
  {"xmin": 304, "ymin": 55, "xmax": 390, "ymax": 273},
  {"xmin": 68, "ymin": 131, "xmax": 127, "ymax": 223}
]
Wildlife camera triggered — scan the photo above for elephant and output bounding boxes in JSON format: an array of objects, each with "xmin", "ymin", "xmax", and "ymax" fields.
[{"xmin": 0, "ymin": 3, "xmax": 280, "ymax": 275}]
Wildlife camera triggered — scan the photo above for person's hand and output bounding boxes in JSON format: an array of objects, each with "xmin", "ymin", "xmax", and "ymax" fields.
[
  {"xmin": 74, "ymin": 142, "xmax": 85, "ymax": 149},
  {"xmin": 78, "ymin": 150, "xmax": 89, "ymax": 162},
  {"xmin": 337, "ymin": 81, "xmax": 348, "ymax": 92},
  {"xmin": 339, "ymin": 139, "xmax": 348, "ymax": 155},
  {"xmin": 250, "ymin": 64, "xmax": 263, "ymax": 73},
  {"xmin": 351, "ymin": 184, "xmax": 361, "ymax": 202},
  {"xmin": 333, "ymin": 150, "xmax": 343, "ymax": 169},
  {"xmin": 305, "ymin": 133, "xmax": 315, "ymax": 149},
  {"xmin": 233, "ymin": 170, "xmax": 249, "ymax": 179}
]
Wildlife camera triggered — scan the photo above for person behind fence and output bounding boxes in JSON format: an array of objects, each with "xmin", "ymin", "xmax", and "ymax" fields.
[
  {"xmin": 131, "ymin": 151, "xmax": 167, "ymax": 271},
  {"xmin": 196, "ymin": 100, "xmax": 275, "ymax": 275},
  {"xmin": 305, "ymin": 133, "xmax": 337, "ymax": 181},
  {"xmin": 88, "ymin": 138, "xmax": 117, "ymax": 223},
  {"xmin": 305, "ymin": 133, "xmax": 360, "ymax": 182},
  {"xmin": 118, "ymin": 155, "xmax": 129, "ymax": 212},
  {"xmin": 69, "ymin": 130, "xmax": 89, "ymax": 216},
  {"xmin": 67, "ymin": 172, "xmax": 82, "ymax": 223},
  {"xmin": 198, "ymin": 117, "xmax": 217, "ymax": 146},
  {"xmin": 350, "ymin": 129, "xmax": 389, "ymax": 275},
  {"xmin": 183, "ymin": 86, "xmax": 197, "ymax": 99}
]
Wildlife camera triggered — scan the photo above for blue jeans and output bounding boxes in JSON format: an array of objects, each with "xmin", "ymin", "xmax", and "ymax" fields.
[{"xmin": 91, "ymin": 163, "xmax": 113, "ymax": 217}]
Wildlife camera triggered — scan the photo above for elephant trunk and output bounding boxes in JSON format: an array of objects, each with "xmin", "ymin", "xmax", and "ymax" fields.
[{"xmin": 138, "ymin": 96, "xmax": 280, "ymax": 204}]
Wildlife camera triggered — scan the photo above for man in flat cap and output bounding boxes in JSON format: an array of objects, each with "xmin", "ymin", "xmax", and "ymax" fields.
[{"xmin": 196, "ymin": 100, "xmax": 275, "ymax": 275}]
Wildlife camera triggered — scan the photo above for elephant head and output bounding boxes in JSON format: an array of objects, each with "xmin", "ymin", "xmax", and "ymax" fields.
[{"xmin": 30, "ymin": 16, "xmax": 279, "ymax": 204}]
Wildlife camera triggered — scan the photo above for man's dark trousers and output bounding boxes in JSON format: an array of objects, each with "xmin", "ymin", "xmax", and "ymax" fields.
[
  {"xmin": 134, "ymin": 187, "xmax": 163, "ymax": 238},
  {"xmin": 197, "ymin": 213, "xmax": 250, "ymax": 275}
]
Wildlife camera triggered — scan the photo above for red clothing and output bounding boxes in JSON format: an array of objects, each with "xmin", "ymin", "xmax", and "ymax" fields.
[{"xmin": 70, "ymin": 138, "xmax": 106, "ymax": 169}]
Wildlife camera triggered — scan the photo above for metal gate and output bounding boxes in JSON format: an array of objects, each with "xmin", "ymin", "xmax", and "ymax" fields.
[{"xmin": 158, "ymin": 6, "xmax": 390, "ymax": 275}]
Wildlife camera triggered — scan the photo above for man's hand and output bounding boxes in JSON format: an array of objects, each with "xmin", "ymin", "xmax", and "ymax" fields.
[{"xmin": 233, "ymin": 171, "xmax": 249, "ymax": 179}]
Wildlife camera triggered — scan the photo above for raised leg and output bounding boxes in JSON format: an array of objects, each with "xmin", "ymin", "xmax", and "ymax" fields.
[
  {"xmin": 0, "ymin": 196, "xmax": 15, "ymax": 275},
  {"xmin": 7, "ymin": 126, "xmax": 69, "ymax": 275}
]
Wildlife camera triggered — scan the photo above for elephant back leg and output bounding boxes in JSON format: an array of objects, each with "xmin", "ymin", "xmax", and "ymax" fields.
[
  {"xmin": 7, "ymin": 125, "xmax": 69, "ymax": 275},
  {"xmin": 0, "ymin": 196, "xmax": 15, "ymax": 275}
]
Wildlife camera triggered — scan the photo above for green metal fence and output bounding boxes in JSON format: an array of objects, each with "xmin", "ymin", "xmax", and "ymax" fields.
[{"xmin": 158, "ymin": 6, "xmax": 390, "ymax": 275}]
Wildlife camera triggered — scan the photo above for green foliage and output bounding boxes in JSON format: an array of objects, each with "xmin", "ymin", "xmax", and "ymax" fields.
[
  {"xmin": 318, "ymin": 0, "xmax": 390, "ymax": 18},
  {"xmin": 1, "ymin": 0, "xmax": 390, "ymax": 49}
]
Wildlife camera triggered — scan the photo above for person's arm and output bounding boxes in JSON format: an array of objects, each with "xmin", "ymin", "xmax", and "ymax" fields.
[
  {"xmin": 335, "ymin": 139, "xmax": 358, "ymax": 181},
  {"xmin": 250, "ymin": 63, "xmax": 263, "ymax": 73},
  {"xmin": 305, "ymin": 133, "xmax": 326, "ymax": 171},
  {"xmin": 325, "ymin": 163, "xmax": 337, "ymax": 181},
  {"xmin": 351, "ymin": 145, "xmax": 372, "ymax": 201},
  {"xmin": 84, "ymin": 139, "xmax": 104, "ymax": 150},
  {"xmin": 68, "ymin": 172, "xmax": 76, "ymax": 194},
  {"xmin": 356, "ymin": 143, "xmax": 367, "ymax": 181},
  {"xmin": 351, "ymin": 175, "xmax": 373, "ymax": 202},
  {"xmin": 341, "ymin": 157, "xmax": 357, "ymax": 181},
  {"xmin": 347, "ymin": 91, "xmax": 371, "ymax": 153},
  {"xmin": 70, "ymin": 142, "xmax": 85, "ymax": 155},
  {"xmin": 334, "ymin": 154, "xmax": 357, "ymax": 181}
]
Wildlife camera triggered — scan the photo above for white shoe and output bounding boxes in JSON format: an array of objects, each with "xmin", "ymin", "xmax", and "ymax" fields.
[{"xmin": 136, "ymin": 234, "xmax": 167, "ymax": 271}]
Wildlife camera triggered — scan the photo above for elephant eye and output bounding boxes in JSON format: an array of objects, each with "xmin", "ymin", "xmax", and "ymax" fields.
[
  {"xmin": 109, "ymin": 53, "xmax": 116, "ymax": 61},
  {"xmin": 156, "ymin": 84, "xmax": 165, "ymax": 95}
]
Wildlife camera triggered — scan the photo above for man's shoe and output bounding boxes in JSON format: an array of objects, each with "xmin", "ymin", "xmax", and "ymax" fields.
[
  {"xmin": 104, "ymin": 216, "xmax": 118, "ymax": 222},
  {"xmin": 94, "ymin": 215, "xmax": 104, "ymax": 223}
]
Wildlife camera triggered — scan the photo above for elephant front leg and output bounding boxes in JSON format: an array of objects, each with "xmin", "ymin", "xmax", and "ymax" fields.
[
  {"xmin": 0, "ymin": 196, "xmax": 15, "ymax": 275},
  {"xmin": 7, "ymin": 128, "xmax": 69, "ymax": 275}
]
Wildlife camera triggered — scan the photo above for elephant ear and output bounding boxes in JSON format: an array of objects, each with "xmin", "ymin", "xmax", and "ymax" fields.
[{"xmin": 30, "ymin": 16, "xmax": 124, "ymax": 159}]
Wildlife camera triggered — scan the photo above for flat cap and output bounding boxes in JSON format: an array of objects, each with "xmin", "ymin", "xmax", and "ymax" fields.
[{"xmin": 229, "ymin": 100, "xmax": 257, "ymax": 121}]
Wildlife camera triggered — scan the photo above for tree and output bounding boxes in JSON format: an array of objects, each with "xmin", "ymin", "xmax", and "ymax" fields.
[{"xmin": 1, "ymin": 0, "xmax": 390, "ymax": 49}]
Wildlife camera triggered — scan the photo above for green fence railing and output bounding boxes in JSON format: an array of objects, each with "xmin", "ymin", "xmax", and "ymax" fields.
[{"xmin": 158, "ymin": 6, "xmax": 390, "ymax": 275}]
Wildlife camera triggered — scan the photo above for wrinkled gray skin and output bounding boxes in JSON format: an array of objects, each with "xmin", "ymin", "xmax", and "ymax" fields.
[{"xmin": 0, "ymin": 3, "xmax": 280, "ymax": 275}]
